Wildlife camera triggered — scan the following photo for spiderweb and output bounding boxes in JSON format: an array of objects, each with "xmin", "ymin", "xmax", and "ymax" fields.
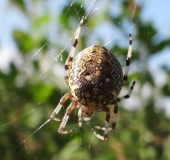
[{"xmin": 0, "ymin": 0, "xmax": 170, "ymax": 159}]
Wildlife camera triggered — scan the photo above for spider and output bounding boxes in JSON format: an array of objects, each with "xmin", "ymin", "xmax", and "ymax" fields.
[{"xmin": 49, "ymin": 17, "xmax": 135, "ymax": 140}]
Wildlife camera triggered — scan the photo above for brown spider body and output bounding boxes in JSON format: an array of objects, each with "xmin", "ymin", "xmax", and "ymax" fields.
[{"xmin": 67, "ymin": 45, "xmax": 123, "ymax": 115}]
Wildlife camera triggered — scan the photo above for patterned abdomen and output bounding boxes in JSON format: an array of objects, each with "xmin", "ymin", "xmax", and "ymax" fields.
[{"xmin": 68, "ymin": 45, "xmax": 123, "ymax": 108}]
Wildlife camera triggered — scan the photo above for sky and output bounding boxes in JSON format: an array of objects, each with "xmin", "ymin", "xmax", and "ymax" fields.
[{"xmin": 141, "ymin": 0, "xmax": 170, "ymax": 70}]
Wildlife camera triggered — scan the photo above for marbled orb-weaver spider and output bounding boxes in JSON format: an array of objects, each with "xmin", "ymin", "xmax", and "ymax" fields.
[{"xmin": 49, "ymin": 17, "xmax": 135, "ymax": 140}]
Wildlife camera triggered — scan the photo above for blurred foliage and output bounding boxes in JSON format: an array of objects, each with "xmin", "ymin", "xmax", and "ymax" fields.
[{"xmin": 0, "ymin": 0, "xmax": 170, "ymax": 160}]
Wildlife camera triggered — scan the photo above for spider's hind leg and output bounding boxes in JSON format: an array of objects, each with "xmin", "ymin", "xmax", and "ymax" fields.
[
  {"xmin": 64, "ymin": 17, "xmax": 85, "ymax": 84},
  {"xmin": 116, "ymin": 81, "xmax": 136, "ymax": 102},
  {"xmin": 91, "ymin": 106, "xmax": 113, "ymax": 140},
  {"xmin": 123, "ymin": 34, "xmax": 132, "ymax": 85}
]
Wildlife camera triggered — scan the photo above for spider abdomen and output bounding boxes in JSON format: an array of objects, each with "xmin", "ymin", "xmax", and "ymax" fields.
[{"xmin": 68, "ymin": 45, "xmax": 123, "ymax": 108}]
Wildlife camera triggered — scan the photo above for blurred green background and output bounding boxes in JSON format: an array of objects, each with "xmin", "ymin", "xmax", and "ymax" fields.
[{"xmin": 0, "ymin": 0, "xmax": 170, "ymax": 160}]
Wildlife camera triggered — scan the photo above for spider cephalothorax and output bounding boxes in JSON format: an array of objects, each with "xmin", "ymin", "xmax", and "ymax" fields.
[{"xmin": 49, "ymin": 17, "xmax": 135, "ymax": 140}]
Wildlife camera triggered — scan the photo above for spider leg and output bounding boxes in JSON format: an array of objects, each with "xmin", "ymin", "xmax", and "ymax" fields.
[
  {"xmin": 91, "ymin": 102, "xmax": 122, "ymax": 140},
  {"xmin": 49, "ymin": 93, "xmax": 78, "ymax": 134},
  {"xmin": 92, "ymin": 81, "xmax": 135, "ymax": 140},
  {"xmin": 116, "ymin": 81, "xmax": 136, "ymax": 102},
  {"xmin": 112, "ymin": 101, "xmax": 118, "ymax": 129},
  {"xmin": 50, "ymin": 93, "xmax": 73, "ymax": 121},
  {"xmin": 123, "ymin": 34, "xmax": 132, "ymax": 85},
  {"xmin": 65, "ymin": 17, "xmax": 84, "ymax": 84},
  {"xmin": 92, "ymin": 106, "xmax": 111, "ymax": 140},
  {"xmin": 83, "ymin": 111, "xmax": 95, "ymax": 122},
  {"xmin": 58, "ymin": 101, "xmax": 78, "ymax": 134},
  {"xmin": 78, "ymin": 107, "xmax": 95, "ymax": 128},
  {"xmin": 78, "ymin": 107, "xmax": 83, "ymax": 128}
]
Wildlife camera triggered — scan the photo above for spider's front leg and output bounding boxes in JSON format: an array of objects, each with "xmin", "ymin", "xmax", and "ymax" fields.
[
  {"xmin": 50, "ymin": 93, "xmax": 73, "ymax": 121},
  {"xmin": 49, "ymin": 93, "xmax": 77, "ymax": 134},
  {"xmin": 58, "ymin": 101, "xmax": 78, "ymax": 134}
]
